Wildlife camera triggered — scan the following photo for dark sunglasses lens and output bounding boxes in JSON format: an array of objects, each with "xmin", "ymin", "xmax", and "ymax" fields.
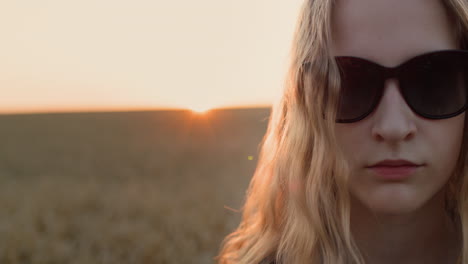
[
  {"xmin": 401, "ymin": 52, "xmax": 467, "ymax": 118},
  {"xmin": 336, "ymin": 58, "xmax": 382, "ymax": 122}
]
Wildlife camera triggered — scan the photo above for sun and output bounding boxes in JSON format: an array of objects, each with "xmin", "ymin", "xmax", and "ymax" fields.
[{"xmin": 188, "ymin": 105, "xmax": 212, "ymax": 114}]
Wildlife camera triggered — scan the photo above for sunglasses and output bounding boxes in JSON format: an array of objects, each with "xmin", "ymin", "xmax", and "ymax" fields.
[{"xmin": 314, "ymin": 49, "xmax": 468, "ymax": 123}]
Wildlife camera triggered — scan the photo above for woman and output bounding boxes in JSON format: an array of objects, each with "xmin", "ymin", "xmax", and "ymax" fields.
[{"xmin": 217, "ymin": 0, "xmax": 468, "ymax": 263}]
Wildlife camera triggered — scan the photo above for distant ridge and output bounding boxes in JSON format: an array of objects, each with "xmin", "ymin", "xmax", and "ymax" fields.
[{"xmin": 0, "ymin": 105, "xmax": 272, "ymax": 117}]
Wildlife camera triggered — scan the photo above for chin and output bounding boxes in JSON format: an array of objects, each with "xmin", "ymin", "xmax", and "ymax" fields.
[
  {"xmin": 351, "ymin": 187, "xmax": 428, "ymax": 216},
  {"xmin": 366, "ymin": 201, "xmax": 422, "ymax": 216}
]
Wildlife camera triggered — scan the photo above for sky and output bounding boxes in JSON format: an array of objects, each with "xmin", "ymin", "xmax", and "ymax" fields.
[{"xmin": 1, "ymin": 0, "xmax": 304, "ymax": 114}]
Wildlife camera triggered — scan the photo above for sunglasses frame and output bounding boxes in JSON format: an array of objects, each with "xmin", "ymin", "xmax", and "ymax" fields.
[{"xmin": 304, "ymin": 49, "xmax": 468, "ymax": 123}]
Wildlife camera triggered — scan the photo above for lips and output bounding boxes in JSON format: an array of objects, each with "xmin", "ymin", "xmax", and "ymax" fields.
[
  {"xmin": 367, "ymin": 159, "xmax": 421, "ymax": 167},
  {"xmin": 366, "ymin": 159, "xmax": 424, "ymax": 180}
]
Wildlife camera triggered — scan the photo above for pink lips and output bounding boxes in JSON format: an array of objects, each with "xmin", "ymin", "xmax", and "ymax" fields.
[{"xmin": 366, "ymin": 159, "xmax": 424, "ymax": 181}]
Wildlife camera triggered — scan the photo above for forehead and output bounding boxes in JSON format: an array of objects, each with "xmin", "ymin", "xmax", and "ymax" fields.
[{"xmin": 331, "ymin": 0, "xmax": 458, "ymax": 67}]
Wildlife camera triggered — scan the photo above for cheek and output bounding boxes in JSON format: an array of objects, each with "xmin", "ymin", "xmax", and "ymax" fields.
[
  {"xmin": 423, "ymin": 115, "xmax": 465, "ymax": 178},
  {"xmin": 335, "ymin": 124, "xmax": 367, "ymax": 165}
]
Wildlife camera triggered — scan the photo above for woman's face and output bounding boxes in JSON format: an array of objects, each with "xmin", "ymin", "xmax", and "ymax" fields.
[{"xmin": 332, "ymin": 0, "xmax": 465, "ymax": 214}]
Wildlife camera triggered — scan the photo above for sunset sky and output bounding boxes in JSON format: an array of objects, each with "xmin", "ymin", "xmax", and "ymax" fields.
[{"xmin": 1, "ymin": 0, "xmax": 303, "ymax": 114}]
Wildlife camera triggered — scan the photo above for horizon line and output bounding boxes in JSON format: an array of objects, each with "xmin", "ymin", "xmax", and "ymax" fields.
[{"xmin": 0, "ymin": 104, "xmax": 273, "ymax": 116}]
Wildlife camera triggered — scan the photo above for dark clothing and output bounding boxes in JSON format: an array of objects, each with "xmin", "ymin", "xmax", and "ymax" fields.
[{"xmin": 259, "ymin": 255, "xmax": 277, "ymax": 264}]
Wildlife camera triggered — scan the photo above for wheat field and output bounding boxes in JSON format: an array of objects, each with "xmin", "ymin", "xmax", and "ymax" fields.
[{"xmin": 0, "ymin": 107, "xmax": 270, "ymax": 264}]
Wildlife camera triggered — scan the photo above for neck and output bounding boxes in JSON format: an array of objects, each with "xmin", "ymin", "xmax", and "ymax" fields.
[{"xmin": 350, "ymin": 189, "xmax": 461, "ymax": 264}]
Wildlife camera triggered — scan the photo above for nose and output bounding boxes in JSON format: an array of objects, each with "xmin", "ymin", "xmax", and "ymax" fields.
[{"xmin": 371, "ymin": 79, "xmax": 417, "ymax": 143}]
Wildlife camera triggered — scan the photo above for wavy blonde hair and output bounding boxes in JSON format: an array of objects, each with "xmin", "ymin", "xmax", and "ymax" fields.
[{"xmin": 216, "ymin": 0, "xmax": 468, "ymax": 263}]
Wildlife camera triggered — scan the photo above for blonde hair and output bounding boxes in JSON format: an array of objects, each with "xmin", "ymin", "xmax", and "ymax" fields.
[{"xmin": 216, "ymin": 0, "xmax": 468, "ymax": 263}]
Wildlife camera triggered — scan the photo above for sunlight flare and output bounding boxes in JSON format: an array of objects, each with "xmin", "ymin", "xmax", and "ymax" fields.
[{"xmin": 187, "ymin": 104, "xmax": 214, "ymax": 114}]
